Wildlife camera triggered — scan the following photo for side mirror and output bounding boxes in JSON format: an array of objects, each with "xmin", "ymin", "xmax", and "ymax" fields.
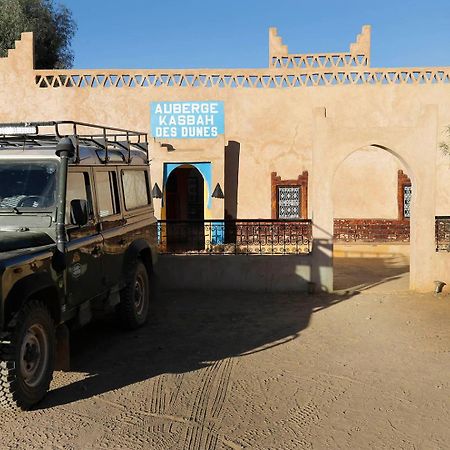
[{"xmin": 70, "ymin": 199, "xmax": 89, "ymax": 226}]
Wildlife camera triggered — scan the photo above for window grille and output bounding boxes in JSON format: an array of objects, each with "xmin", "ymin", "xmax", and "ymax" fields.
[
  {"xmin": 277, "ymin": 186, "xmax": 300, "ymax": 219},
  {"xmin": 404, "ymin": 185, "xmax": 411, "ymax": 218}
]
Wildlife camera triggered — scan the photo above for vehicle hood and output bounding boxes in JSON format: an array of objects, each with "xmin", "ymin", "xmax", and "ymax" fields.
[{"xmin": 0, "ymin": 231, "xmax": 54, "ymax": 253}]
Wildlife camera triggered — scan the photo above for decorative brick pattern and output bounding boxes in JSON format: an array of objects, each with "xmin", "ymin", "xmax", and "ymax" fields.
[
  {"xmin": 270, "ymin": 54, "xmax": 369, "ymax": 69},
  {"xmin": 333, "ymin": 219, "xmax": 410, "ymax": 243},
  {"xmin": 34, "ymin": 68, "xmax": 450, "ymax": 89},
  {"xmin": 269, "ymin": 25, "xmax": 371, "ymax": 69}
]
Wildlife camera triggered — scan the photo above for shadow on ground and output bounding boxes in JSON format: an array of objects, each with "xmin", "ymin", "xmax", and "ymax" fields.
[
  {"xmin": 38, "ymin": 256, "xmax": 409, "ymax": 410},
  {"xmin": 39, "ymin": 289, "xmax": 354, "ymax": 410},
  {"xmin": 333, "ymin": 256, "xmax": 409, "ymax": 292}
]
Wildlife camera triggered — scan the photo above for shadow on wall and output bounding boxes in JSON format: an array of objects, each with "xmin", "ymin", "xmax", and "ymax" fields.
[
  {"xmin": 224, "ymin": 141, "xmax": 240, "ymax": 220},
  {"xmin": 39, "ymin": 287, "xmax": 354, "ymax": 410}
]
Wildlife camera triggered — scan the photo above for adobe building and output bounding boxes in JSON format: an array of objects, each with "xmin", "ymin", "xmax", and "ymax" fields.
[{"xmin": 0, "ymin": 26, "xmax": 449, "ymax": 292}]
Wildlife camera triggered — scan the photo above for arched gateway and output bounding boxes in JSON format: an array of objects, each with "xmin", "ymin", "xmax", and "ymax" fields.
[{"xmin": 310, "ymin": 106, "xmax": 438, "ymax": 291}]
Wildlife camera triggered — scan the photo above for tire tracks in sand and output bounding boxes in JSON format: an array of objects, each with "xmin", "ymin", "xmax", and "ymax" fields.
[{"xmin": 105, "ymin": 357, "xmax": 237, "ymax": 450}]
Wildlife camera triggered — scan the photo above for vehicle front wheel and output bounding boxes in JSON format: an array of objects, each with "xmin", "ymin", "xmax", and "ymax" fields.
[
  {"xmin": 116, "ymin": 260, "xmax": 150, "ymax": 330},
  {"xmin": 0, "ymin": 301, "xmax": 55, "ymax": 411}
]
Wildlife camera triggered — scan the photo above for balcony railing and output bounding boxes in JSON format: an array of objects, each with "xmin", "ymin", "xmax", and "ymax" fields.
[
  {"xmin": 157, "ymin": 218, "xmax": 450, "ymax": 254},
  {"xmin": 436, "ymin": 216, "xmax": 450, "ymax": 252},
  {"xmin": 157, "ymin": 220, "xmax": 312, "ymax": 255}
]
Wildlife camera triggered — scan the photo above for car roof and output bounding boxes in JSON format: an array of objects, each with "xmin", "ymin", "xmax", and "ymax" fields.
[
  {"xmin": 0, "ymin": 144, "xmax": 149, "ymax": 166},
  {"xmin": 0, "ymin": 121, "xmax": 150, "ymax": 166}
]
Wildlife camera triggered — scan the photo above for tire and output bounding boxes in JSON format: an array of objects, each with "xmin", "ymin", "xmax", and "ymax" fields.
[
  {"xmin": 116, "ymin": 260, "xmax": 150, "ymax": 330},
  {"xmin": 0, "ymin": 301, "xmax": 55, "ymax": 411}
]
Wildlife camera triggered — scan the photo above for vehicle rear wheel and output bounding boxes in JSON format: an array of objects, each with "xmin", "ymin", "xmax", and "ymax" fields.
[
  {"xmin": 116, "ymin": 260, "xmax": 150, "ymax": 330},
  {"xmin": 0, "ymin": 301, "xmax": 55, "ymax": 411}
]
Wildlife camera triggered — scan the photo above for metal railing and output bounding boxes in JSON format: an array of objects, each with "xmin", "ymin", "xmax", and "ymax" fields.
[
  {"xmin": 157, "ymin": 220, "xmax": 312, "ymax": 255},
  {"xmin": 0, "ymin": 121, "xmax": 148, "ymax": 164},
  {"xmin": 436, "ymin": 216, "xmax": 450, "ymax": 252},
  {"xmin": 333, "ymin": 219, "xmax": 410, "ymax": 243}
]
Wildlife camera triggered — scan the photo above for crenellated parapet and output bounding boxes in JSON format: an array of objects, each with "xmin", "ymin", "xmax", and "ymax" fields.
[
  {"xmin": 2, "ymin": 28, "xmax": 450, "ymax": 91},
  {"xmin": 269, "ymin": 25, "xmax": 371, "ymax": 70},
  {"xmin": 350, "ymin": 25, "xmax": 371, "ymax": 64},
  {"xmin": 0, "ymin": 32, "xmax": 34, "ymax": 73},
  {"xmin": 268, "ymin": 27, "xmax": 289, "ymax": 62}
]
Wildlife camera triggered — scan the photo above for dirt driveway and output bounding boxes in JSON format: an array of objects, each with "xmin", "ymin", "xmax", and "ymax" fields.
[{"xmin": 1, "ymin": 289, "xmax": 449, "ymax": 449}]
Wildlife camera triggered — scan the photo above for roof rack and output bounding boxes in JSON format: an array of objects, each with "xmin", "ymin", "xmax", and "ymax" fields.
[{"xmin": 0, "ymin": 121, "xmax": 149, "ymax": 164}]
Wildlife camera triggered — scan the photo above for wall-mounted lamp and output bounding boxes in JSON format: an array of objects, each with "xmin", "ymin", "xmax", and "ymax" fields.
[
  {"xmin": 211, "ymin": 183, "xmax": 224, "ymax": 199},
  {"xmin": 161, "ymin": 143, "xmax": 175, "ymax": 152},
  {"xmin": 152, "ymin": 182, "xmax": 163, "ymax": 199}
]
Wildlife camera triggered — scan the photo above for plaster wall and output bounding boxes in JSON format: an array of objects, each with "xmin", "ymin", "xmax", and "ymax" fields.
[
  {"xmin": 155, "ymin": 255, "xmax": 312, "ymax": 292},
  {"xmin": 333, "ymin": 147, "xmax": 404, "ymax": 219},
  {"xmin": 0, "ymin": 32, "xmax": 449, "ymax": 291},
  {"xmin": 3, "ymin": 79, "xmax": 449, "ymax": 221}
]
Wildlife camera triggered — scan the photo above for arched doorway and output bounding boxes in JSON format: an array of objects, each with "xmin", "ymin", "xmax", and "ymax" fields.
[
  {"xmin": 332, "ymin": 145, "xmax": 413, "ymax": 292},
  {"xmin": 165, "ymin": 165, "xmax": 205, "ymax": 251}
]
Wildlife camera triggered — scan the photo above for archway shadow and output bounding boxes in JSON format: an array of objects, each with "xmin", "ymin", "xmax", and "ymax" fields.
[
  {"xmin": 334, "ymin": 256, "xmax": 410, "ymax": 292},
  {"xmin": 39, "ymin": 288, "xmax": 355, "ymax": 410}
]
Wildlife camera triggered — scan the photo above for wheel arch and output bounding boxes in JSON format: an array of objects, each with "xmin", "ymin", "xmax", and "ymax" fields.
[
  {"xmin": 3, "ymin": 274, "xmax": 62, "ymax": 328},
  {"xmin": 123, "ymin": 239, "xmax": 154, "ymax": 277}
]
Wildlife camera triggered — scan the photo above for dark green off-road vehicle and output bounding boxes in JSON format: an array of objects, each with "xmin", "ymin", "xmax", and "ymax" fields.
[{"xmin": 0, "ymin": 121, "xmax": 157, "ymax": 410}]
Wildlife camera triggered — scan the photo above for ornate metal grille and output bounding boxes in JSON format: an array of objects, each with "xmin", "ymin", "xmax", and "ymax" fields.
[
  {"xmin": 158, "ymin": 220, "xmax": 312, "ymax": 255},
  {"xmin": 277, "ymin": 186, "xmax": 300, "ymax": 219},
  {"xmin": 403, "ymin": 185, "xmax": 412, "ymax": 218},
  {"xmin": 435, "ymin": 216, "xmax": 450, "ymax": 251}
]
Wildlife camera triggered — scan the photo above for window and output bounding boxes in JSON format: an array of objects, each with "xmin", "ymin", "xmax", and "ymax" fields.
[
  {"xmin": 122, "ymin": 170, "xmax": 150, "ymax": 210},
  {"xmin": 66, "ymin": 172, "xmax": 93, "ymax": 225},
  {"xmin": 403, "ymin": 185, "xmax": 411, "ymax": 219},
  {"xmin": 0, "ymin": 161, "xmax": 57, "ymax": 209},
  {"xmin": 277, "ymin": 186, "xmax": 301, "ymax": 219},
  {"xmin": 96, "ymin": 171, "xmax": 120, "ymax": 218},
  {"xmin": 398, "ymin": 170, "xmax": 412, "ymax": 220},
  {"xmin": 271, "ymin": 171, "xmax": 308, "ymax": 219}
]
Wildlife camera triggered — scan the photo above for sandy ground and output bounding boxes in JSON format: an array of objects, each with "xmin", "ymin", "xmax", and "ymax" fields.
[
  {"xmin": 0, "ymin": 287, "xmax": 449, "ymax": 449},
  {"xmin": 333, "ymin": 256, "xmax": 410, "ymax": 293}
]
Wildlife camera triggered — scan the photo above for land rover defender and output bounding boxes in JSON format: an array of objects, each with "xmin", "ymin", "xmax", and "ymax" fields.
[{"xmin": 0, "ymin": 121, "xmax": 157, "ymax": 410}]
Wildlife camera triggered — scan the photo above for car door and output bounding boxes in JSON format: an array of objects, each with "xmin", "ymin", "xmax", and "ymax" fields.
[
  {"xmin": 120, "ymin": 167, "xmax": 155, "ymax": 253},
  {"xmin": 65, "ymin": 168, "xmax": 105, "ymax": 308},
  {"xmin": 93, "ymin": 167, "xmax": 125, "ymax": 290}
]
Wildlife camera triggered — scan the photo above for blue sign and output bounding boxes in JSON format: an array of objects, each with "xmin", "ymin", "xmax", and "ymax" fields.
[{"xmin": 150, "ymin": 101, "xmax": 224, "ymax": 139}]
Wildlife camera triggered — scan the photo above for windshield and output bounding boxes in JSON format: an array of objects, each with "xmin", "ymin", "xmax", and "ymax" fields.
[{"xmin": 0, "ymin": 160, "xmax": 58, "ymax": 210}]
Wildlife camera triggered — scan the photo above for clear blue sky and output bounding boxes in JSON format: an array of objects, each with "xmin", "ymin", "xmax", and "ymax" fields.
[{"xmin": 62, "ymin": 0, "xmax": 450, "ymax": 69}]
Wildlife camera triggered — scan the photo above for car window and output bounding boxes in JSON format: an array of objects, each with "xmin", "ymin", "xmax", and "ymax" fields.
[
  {"xmin": 66, "ymin": 172, "xmax": 93, "ymax": 225},
  {"xmin": 96, "ymin": 171, "xmax": 120, "ymax": 218},
  {"xmin": 0, "ymin": 161, "xmax": 57, "ymax": 210},
  {"xmin": 121, "ymin": 170, "xmax": 150, "ymax": 210}
]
